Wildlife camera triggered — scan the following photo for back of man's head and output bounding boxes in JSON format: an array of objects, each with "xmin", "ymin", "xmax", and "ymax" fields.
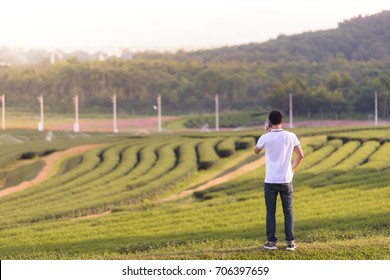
[{"xmin": 268, "ymin": 110, "xmax": 283, "ymax": 125}]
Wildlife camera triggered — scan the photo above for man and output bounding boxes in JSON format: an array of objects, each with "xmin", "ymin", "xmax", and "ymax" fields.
[{"xmin": 254, "ymin": 110, "xmax": 304, "ymax": 251}]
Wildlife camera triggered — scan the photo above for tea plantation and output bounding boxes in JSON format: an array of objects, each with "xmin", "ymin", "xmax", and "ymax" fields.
[{"xmin": 0, "ymin": 127, "xmax": 389, "ymax": 259}]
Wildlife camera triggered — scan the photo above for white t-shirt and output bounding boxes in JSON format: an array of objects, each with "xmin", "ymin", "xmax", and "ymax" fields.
[{"xmin": 256, "ymin": 128, "xmax": 300, "ymax": 184}]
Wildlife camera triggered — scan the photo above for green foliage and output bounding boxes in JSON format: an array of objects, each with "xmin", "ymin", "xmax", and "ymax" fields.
[
  {"xmin": 300, "ymin": 135, "xmax": 327, "ymax": 153},
  {"xmin": 1, "ymin": 55, "xmax": 390, "ymax": 118},
  {"xmin": 185, "ymin": 112, "xmax": 267, "ymax": 129},
  {"xmin": 301, "ymin": 140, "xmax": 361, "ymax": 186},
  {"xmin": 0, "ymin": 128, "xmax": 389, "ymax": 260},
  {"xmin": 126, "ymin": 143, "xmax": 178, "ymax": 190},
  {"xmin": 297, "ymin": 139, "xmax": 343, "ymax": 172},
  {"xmin": 0, "ymin": 134, "xmax": 246, "ymax": 223},
  {"xmin": 216, "ymin": 137, "xmax": 238, "ymax": 157},
  {"xmin": 304, "ymin": 140, "xmax": 361, "ymax": 174},
  {"xmin": 235, "ymin": 137, "xmax": 255, "ymax": 150},
  {"xmin": 197, "ymin": 138, "xmax": 221, "ymax": 169},
  {"xmin": 356, "ymin": 142, "xmax": 390, "ymax": 171}
]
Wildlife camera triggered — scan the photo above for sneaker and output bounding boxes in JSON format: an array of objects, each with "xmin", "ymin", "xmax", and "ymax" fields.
[
  {"xmin": 264, "ymin": 241, "xmax": 277, "ymax": 250},
  {"xmin": 286, "ymin": 243, "xmax": 297, "ymax": 251}
]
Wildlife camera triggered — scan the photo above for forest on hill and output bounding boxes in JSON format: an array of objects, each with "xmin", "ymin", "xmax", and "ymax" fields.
[
  {"xmin": 138, "ymin": 11, "xmax": 390, "ymax": 63},
  {"xmin": 0, "ymin": 11, "xmax": 390, "ymax": 118}
]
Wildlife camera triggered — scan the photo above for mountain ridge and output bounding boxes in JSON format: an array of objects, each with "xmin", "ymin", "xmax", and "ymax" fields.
[
  {"xmin": 136, "ymin": 11, "xmax": 390, "ymax": 63},
  {"xmin": 1, "ymin": 11, "xmax": 390, "ymax": 65}
]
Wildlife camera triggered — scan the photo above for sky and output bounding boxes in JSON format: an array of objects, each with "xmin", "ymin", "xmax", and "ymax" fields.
[{"xmin": 1, "ymin": 0, "xmax": 390, "ymax": 52}]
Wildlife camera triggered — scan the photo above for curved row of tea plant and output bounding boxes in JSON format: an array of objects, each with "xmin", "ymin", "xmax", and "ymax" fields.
[
  {"xmin": 0, "ymin": 137, "xmax": 389, "ymax": 259},
  {"xmin": 0, "ymin": 142, "xmax": 157, "ymax": 224},
  {"xmin": 197, "ymin": 137, "xmax": 222, "ymax": 169},
  {"xmin": 0, "ymin": 135, "xmax": 252, "ymax": 226},
  {"xmin": 216, "ymin": 137, "xmax": 239, "ymax": 157},
  {"xmin": 298, "ymin": 139, "xmax": 344, "ymax": 172},
  {"xmin": 0, "ymin": 141, "xmax": 74, "ymax": 183},
  {"xmin": 306, "ymin": 140, "xmax": 361, "ymax": 172},
  {"xmin": 0, "ymin": 129, "xmax": 390, "ymax": 259},
  {"xmin": 328, "ymin": 141, "xmax": 390, "ymax": 186},
  {"xmin": 0, "ymin": 135, "xmax": 120, "ymax": 186},
  {"xmin": 302, "ymin": 140, "xmax": 380, "ymax": 187}
]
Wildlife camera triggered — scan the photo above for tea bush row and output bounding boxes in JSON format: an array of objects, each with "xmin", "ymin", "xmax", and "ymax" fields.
[
  {"xmin": 297, "ymin": 139, "xmax": 343, "ymax": 173},
  {"xmin": 216, "ymin": 137, "xmax": 238, "ymax": 157},
  {"xmin": 197, "ymin": 138, "xmax": 222, "ymax": 169},
  {"xmin": 0, "ymin": 135, "xmax": 264, "ymax": 225},
  {"xmin": 304, "ymin": 141, "xmax": 361, "ymax": 174},
  {"xmin": 303, "ymin": 140, "xmax": 380, "ymax": 187}
]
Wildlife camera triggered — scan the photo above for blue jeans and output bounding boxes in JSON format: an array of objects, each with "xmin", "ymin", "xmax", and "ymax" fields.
[{"xmin": 264, "ymin": 182, "xmax": 294, "ymax": 243}]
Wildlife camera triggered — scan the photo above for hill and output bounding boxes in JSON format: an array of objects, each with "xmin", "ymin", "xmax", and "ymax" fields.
[
  {"xmin": 2, "ymin": 11, "xmax": 390, "ymax": 65},
  {"xmin": 1, "ymin": 12, "xmax": 390, "ymax": 118},
  {"xmin": 137, "ymin": 11, "xmax": 390, "ymax": 63}
]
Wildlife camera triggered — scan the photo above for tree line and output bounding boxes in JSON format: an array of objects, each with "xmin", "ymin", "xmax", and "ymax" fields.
[
  {"xmin": 0, "ymin": 57, "xmax": 389, "ymax": 118},
  {"xmin": 1, "ymin": 12, "xmax": 390, "ymax": 119}
]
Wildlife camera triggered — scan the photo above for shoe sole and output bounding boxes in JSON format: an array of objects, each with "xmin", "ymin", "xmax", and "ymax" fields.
[{"xmin": 264, "ymin": 246, "xmax": 277, "ymax": 250}]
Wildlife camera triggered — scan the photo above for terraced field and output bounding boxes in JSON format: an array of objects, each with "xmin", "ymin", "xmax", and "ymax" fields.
[{"xmin": 0, "ymin": 127, "xmax": 389, "ymax": 259}]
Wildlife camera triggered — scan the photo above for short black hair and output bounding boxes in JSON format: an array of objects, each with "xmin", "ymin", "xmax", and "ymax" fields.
[{"xmin": 268, "ymin": 110, "xmax": 283, "ymax": 125}]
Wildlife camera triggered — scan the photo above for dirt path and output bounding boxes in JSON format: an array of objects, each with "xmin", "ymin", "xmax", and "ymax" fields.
[
  {"xmin": 0, "ymin": 144, "xmax": 102, "ymax": 198},
  {"xmin": 161, "ymin": 155, "xmax": 265, "ymax": 202}
]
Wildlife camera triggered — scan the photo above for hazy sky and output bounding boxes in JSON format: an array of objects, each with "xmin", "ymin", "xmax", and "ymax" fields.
[{"xmin": 1, "ymin": 0, "xmax": 389, "ymax": 52}]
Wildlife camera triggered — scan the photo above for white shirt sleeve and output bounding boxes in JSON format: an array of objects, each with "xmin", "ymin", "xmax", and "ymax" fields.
[
  {"xmin": 293, "ymin": 133, "xmax": 300, "ymax": 147},
  {"xmin": 256, "ymin": 135, "xmax": 266, "ymax": 149}
]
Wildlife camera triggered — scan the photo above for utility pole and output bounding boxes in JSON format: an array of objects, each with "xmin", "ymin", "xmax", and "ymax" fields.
[
  {"xmin": 1, "ymin": 94, "xmax": 5, "ymax": 130},
  {"xmin": 38, "ymin": 94, "xmax": 44, "ymax": 131},
  {"xmin": 289, "ymin": 93, "xmax": 293, "ymax": 128},
  {"xmin": 215, "ymin": 94, "xmax": 220, "ymax": 132},
  {"xmin": 73, "ymin": 94, "xmax": 79, "ymax": 132},
  {"xmin": 112, "ymin": 93, "xmax": 118, "ymax": 133},
  {"xmin": 375, "ymin": 91, "xmax": 378, "ymax": 126}
]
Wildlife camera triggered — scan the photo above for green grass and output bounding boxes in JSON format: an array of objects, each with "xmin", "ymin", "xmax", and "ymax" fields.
[
  {"xmin": 0, "ymin": 127, "xmax": 389, "ymax": 260},
  {"xmin": 184, "ymin": 111, "xmax": 267, "ymax": 129}
]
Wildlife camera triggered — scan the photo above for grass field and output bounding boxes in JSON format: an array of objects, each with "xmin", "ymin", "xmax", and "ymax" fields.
[{"xmin": 0, "ymin": 125, "xmax": 389, "ymax": 260}]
